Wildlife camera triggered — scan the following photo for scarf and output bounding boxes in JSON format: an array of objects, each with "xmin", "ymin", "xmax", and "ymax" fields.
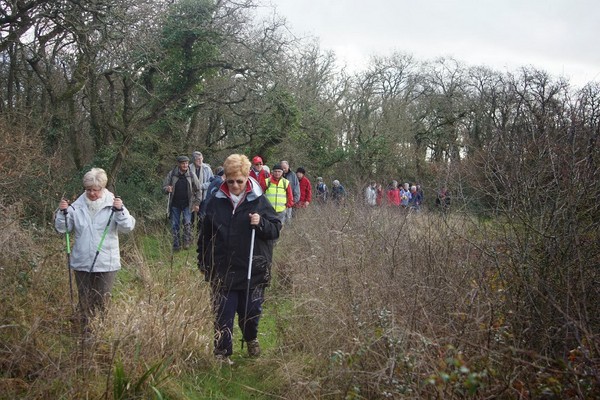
[{"xmin": 84, "ymin": 189, "xmax": 106, "ymax": 218}]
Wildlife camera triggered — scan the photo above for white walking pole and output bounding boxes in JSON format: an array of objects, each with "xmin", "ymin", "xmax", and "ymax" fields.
[{"xmin": 242, "ymin": 227, "xmax": 256, "ymax": 349}]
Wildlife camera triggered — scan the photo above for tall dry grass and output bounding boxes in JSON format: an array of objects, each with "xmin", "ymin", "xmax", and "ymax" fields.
[
  {"xmin": 1, "ymin": 192, "xmax": 597, "ymax": 398},
  {"xmin": 0, "ymin": 206, "xmax": 215, "ymax": 399},
  {"xmin": 272, "ymin": 202, "xmax": 599, "ymax": 399}
]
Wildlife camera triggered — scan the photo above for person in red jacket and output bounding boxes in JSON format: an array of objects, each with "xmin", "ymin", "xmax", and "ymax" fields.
[
  {"xmin": 295, "ymin": 167, "xmax": 312, "ymax": 208},
  {"xmin": 386, "ymin": 180, "xmax": 400, "ymax": 206},
  {"xmin": 376, "ymin": 183, "xmax": 383, "ymax": 206},
  {"xmin": 249, "ymin": 156, "xmax": 270, "ymax": 191}
]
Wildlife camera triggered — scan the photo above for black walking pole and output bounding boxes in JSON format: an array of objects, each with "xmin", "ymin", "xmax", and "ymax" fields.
[
  {"xmin": 89, "ymin": 198, "xmax": 119, "ymax": 273},
  {"xmin": 62, "ymin": 206, "xmax": 75, "ymax": 312},
  {"xmin": 241, "ymin": 225, "xmax": 256, "ymax": 350}
]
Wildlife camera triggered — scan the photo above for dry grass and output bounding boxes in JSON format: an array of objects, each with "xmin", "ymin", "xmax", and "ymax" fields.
[
  {"xmin": 0, "ymin": 206, "xmax": 214, "ymax": 399},
  {"xmin": 271, "ymin": 203, "xmax": 599, "ymax": 399},
  {"xmin": 1, "ymin": 198, "xmax": 598, "ymax": 399}
]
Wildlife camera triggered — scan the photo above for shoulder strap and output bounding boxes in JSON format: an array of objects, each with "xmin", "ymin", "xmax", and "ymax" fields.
[{"xmin": 170, "ymin": 167, "xmax": 178, "ymax": 186}]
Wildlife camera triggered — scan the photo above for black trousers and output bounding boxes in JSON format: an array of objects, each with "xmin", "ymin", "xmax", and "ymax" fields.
[{"xmin": 211, "ymin": 286, "xmax": 264, "ymax": 357}]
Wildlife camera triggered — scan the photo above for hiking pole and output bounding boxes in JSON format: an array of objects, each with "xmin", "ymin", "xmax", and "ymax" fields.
[
  {"xmin": 89, "ymin": 197, "xmax": 120, "ymax": 273},
  {"xmin": 241, "ymin": 224, "xmax": 257, "ymax": 350},
  {"xmin": 166, "ymin": 192, "xmax": 172, "ymax": 221},
  {"xmin": 62, "ymin": 205, "xmax": 75, "ymax": 312}
]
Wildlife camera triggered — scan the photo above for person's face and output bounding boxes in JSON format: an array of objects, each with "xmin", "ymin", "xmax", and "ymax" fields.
[
  {"xmin": 296, "ymin": 172, "xmax": 304, "ymax": 179},
  {"xmin": 194, "ymin": 156, "xmax": 203, "ymax": 166},
  {"xmin": 253, "ymin": 161, "xmax": 263, "ymax": 170},
  {"xmin": 85, "ymin": 186, "xmax": 103, "ymax": 201},
  {"xmin": 179, "ymin": 161, "xmax": 189, "ymax": 172},
  {"xmin": 281, "ymin": 162, "xmax": 289, "ymax": 173},
  {"xmin": 272, "ymin": 169, "xmax": 283, "ymax": 179},
  {"xmin": 225, "ymin": 173, "xmax": 248, "ymax": 196}
]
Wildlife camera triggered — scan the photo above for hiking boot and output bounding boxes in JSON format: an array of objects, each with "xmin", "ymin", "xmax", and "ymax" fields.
[{"xmin": 247, "ymin": 339, "xmax": 261, "ymax": 357}]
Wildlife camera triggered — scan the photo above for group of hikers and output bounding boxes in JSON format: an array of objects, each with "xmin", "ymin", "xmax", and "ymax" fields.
[
  {"xmin": 364, "ymin": 181, "xmax": 425, "ymax": 209},
  {"xmin": 55, "ymin": 151, "xmax": 451, "ymax": 364},
  {"xmin": 161, "ymin": 153, "xmax": 318, "ymax": 249},
  {"xmin": 55, "ymin": 152, "xmax": 325, "ymax": 364}
]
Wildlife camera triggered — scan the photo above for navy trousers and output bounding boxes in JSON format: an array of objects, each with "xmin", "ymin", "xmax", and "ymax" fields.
[{"xmin": 212, "ymin": 286, "xmax": 264, "ymax": 356}]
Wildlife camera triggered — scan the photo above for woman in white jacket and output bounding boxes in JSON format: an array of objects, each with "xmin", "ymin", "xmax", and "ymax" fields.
[{"xmin": 55, "ymin": 168, "xmax": 135, "ymax": 330}]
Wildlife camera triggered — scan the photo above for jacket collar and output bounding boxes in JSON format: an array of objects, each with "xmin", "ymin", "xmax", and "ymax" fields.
[
  {"xmin": 73, "ymin": 189, "xmax": 114, "ymax": 209},
  {"xmin": 216, "ymin": 176, "xmax": 263, "ymax": 201}
]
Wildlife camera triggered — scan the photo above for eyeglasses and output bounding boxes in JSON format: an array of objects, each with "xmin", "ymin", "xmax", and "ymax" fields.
[
  {"xmin": 226, "ymin": 179, "xmax": 246, "ymax": 185},
  {"xmin": 253, "ymin": 163, "xmax": 262, "ymax": 166}
]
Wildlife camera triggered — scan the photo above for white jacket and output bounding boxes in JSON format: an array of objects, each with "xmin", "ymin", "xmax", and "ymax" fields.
[{"xmin": 55, "ymin": 190, "xmax": 135, "ymax": 272}]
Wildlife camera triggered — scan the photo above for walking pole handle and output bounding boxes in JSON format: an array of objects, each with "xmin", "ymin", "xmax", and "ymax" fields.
[{"xmin": 112, "ymin": 195, "xmax": 122, "ymax": 211}]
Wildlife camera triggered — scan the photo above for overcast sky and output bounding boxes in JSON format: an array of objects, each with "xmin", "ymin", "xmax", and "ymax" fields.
[{"xmin": 258, "ymin": 0, "xmax": 599, "ymax": 88}]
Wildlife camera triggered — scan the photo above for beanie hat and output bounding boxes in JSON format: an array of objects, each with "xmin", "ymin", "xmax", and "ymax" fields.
[
  {"xmin": 272, "ymin": 163, "xmax": 283, "ymax": 171},
  {"xmin": 296, "ymin": 167, "xmax": 306, "ymax": 174},
  {"xmin": 177, "ymin": 155, "xmax": 190, "ymax": 163}
]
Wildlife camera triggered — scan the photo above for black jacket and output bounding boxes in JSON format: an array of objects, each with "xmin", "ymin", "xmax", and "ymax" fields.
[{"xmin": 197, "ymin": 177, "xmax": 281, "ymax": 290}]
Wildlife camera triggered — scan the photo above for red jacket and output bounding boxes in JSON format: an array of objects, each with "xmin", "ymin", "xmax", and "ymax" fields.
[
  {"xmin": 297, "ymin": 176, "xmax": 312, "ymax": 207},
  {"xmin": 386, "ymin": 188, "xmax": 400, "ymax": 206},
  {"xmin": 250, "ymin": 168, "xmax": 270, "ymax": 191}
]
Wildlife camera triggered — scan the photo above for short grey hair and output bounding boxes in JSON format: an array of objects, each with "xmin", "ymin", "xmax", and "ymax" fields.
[
  {"xmin": 193, "ymin": 151, "xmax": 203, "ymax": 160},
  {"xmin": 83, "ymin": 168, "xmax": 108, "ymax": 189}
]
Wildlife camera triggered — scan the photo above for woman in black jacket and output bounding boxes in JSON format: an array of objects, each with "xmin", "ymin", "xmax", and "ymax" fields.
[{"xmin": 198, "ymin": 154, "xmax": 281, "ymax": 362}]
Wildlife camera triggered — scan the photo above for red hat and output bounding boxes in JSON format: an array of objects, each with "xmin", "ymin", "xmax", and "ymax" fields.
[{"xmin": 252, "ymin": 156, "xmax": 263, "ymax": 164}]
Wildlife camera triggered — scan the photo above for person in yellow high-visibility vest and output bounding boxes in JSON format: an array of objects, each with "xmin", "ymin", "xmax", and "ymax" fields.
[{"xmin": 264, "ymin": 163, "xmax": 294, "ymax": 224}]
